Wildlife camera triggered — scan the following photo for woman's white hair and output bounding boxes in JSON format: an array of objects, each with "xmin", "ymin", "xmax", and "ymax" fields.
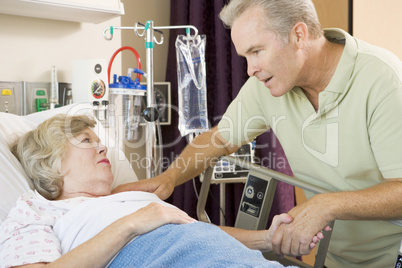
[
  {"xmin": 219, "ymin": 0, "xmax": 323, "ymax": 43},
  {"xmin": 11, "ymin": 114, "xmax": 96, "ymax": 200}
]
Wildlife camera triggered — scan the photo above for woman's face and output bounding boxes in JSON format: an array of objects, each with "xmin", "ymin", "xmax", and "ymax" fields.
[{"xmin": 58, "ymin": 128, "xmax": 114, "ymax": 199}]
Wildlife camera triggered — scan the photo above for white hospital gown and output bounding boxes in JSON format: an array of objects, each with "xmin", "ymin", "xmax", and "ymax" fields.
[
  {"xmin": 0, "ymin": 190, "xmax": 172, "ymax": 268},
  {"xmin": 0, "ymin": 190, "xmax": 90, "ymax": 267}
]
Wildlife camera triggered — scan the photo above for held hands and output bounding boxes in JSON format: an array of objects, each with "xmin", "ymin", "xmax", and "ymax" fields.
[
  {"xmin": 265, "ymin": 213, "xmax": 328, "ymax": 255},
  {"xmin": 271, "ymin": 195, "xmax": 332, "ymax": 257}
]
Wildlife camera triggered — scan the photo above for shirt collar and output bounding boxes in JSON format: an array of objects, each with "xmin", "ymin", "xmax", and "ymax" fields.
[
  {"xmin": 291, "ymin": 28, "xmax": 357, "ymax": 98},
  {"xmin": 323, "ymin": 28, "xmax": 357, "ymax": 94}
]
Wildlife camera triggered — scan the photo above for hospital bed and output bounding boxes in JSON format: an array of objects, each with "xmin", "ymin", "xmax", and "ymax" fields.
[{"xmin": 197, "ymin": 155, "xmax": 334, "ymax": 268}]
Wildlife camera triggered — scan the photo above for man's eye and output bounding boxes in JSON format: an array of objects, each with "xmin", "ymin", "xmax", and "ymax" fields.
[
  {"xmin": 82, "ymin": 138, "xmax": 90, "ymax": 143},
  {"xmin": 254, "ymin": 50, "xmax": 260, "ymax": 55}
]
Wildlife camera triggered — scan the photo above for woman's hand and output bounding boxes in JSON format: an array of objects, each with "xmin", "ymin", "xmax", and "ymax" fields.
[
  {"xmin": 123, "ymin": 202, "xmax": 197, "ymax": 236},
  {"xmin": 262, "ymin": 214, "xmax": 293, "ymax": 252}
]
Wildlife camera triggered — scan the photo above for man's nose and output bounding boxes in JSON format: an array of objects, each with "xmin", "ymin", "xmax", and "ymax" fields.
[{"xmin": 247, "ymin": 59, "xmax": 259, "ymax": 77}]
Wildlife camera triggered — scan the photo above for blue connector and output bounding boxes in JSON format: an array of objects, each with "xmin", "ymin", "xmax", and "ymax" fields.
[
  {"xmin": 109, "ymin": 74, "xmax": 146, "ymax": 90},
  {"xmin": 109, "ymin": 68, "xmax": 147, "ymax": 90}
]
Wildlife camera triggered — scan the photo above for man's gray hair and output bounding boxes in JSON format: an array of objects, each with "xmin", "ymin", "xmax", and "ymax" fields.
[{"xmin": 219, "ymin": 0, "xmax": 323, "ymax": 43}]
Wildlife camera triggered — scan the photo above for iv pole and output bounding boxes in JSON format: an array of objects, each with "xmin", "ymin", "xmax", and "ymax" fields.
[{"xmin": 103, "ymin": 22, "xmax": 199, "ymax": 178}]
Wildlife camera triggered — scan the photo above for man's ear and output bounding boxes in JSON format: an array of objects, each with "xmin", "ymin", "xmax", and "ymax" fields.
[{"xmin": 291, "ymin": 22, "xmax": 308, "ymax": 49}]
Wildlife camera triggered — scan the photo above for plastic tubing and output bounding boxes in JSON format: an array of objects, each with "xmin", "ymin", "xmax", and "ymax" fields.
[{"xmin": 108, "ymin": 46, "xmax": 142, "ymax": 84}]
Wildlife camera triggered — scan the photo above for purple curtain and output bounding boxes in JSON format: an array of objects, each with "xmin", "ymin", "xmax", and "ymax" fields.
[{"xmin": 162, "ymin": 0, "xmax": 295, "ymax": 227}]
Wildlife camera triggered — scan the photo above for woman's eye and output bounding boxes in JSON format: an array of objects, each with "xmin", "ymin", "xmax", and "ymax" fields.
[{"xmin": 82, "ymin": 138, "xmax": 90, "ymax": 143}]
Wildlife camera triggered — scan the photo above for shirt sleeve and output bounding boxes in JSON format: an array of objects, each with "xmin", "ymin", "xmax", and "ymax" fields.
[
  {"xmin": 218, "ymin": 77, "xmax": 271, "ymax": 146},
  {"xmin": 369, "ymin": 85, "xmax": 402, "ymax": 179},
  {"xmin": 0, "ymin": 194, "xmax": 62, "ymax": 268}
]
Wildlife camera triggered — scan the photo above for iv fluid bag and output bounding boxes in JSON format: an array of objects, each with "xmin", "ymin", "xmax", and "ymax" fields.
[{"xmin": 176, "ymin": 34, "xmax": 209, "ymax": 137}]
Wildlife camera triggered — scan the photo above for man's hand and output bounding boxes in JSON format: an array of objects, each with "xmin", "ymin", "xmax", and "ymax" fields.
[
  {"xmin": 271, "ymin": 194, "xmax": 332, "ymax": 257},
  {"xmin": 112, "ymin": 174, "xmax": 176, "ymax": 200}
]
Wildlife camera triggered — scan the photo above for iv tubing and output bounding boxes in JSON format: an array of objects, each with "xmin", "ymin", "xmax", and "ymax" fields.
[{"xmin": 108, "ymin": 46, "xmax": 142, "ymax": 84}]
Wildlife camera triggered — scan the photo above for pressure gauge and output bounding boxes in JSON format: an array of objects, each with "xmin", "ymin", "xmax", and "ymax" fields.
[{"xmin": 91, "ymin": 79, "xmax": 106, "ymax": 99}]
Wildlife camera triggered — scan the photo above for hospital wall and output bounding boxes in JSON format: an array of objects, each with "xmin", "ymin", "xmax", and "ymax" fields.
[
  {"xmin": 353, "ymin": 0, "xmax": 402, "ymax": 60},
  {"xmin": 0, "ymin": 15, "xmax": 123, "ymax": 83},
  {"xmin": 313, "ymin": 0, "xmax": 402, "ymax": 60}
]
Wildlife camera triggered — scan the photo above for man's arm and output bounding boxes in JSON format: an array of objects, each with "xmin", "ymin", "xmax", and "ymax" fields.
[
  {"xmin": 271, "ymin": 179, "xmax": 402, "ymax": 256},
  {"xmin": 112, "ymin": 125, "xmax": 241, "ymax": 200},
  {"xmin": 162, "ymin": 125, "xmax": 240, "ymax": 186}
]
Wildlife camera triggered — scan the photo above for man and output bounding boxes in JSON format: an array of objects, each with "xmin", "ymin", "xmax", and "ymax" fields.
[{"xmin": 115, "ymin": 0, "xmax": 402, "ymax": 266}]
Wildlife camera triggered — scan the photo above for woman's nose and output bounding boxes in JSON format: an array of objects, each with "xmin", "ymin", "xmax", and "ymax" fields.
[{"xmin": 97, "ymin": 142, "xmax": 108, "ymax": 155}]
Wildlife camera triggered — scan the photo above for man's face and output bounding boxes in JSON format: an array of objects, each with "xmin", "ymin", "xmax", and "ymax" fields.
[{"xmin": 231, "ymin": 7, "xmax": 303, "ymax": 97}]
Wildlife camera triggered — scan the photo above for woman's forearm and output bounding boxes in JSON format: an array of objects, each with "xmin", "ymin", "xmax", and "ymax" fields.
[
  {"xmin": 219, "ymin": 226, "xmax": 272, "ymax": 252},
  {"xmin": 219, "ymin": 214, "xmax": 294, "ymax": 252}
]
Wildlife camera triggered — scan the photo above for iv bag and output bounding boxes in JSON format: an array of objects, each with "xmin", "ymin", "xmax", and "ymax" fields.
[{"xmin": 176, "ymin": 34, "xmax": 209, "ymax": 137}]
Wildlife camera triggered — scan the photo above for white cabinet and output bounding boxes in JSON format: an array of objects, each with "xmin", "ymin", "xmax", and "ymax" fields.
[{"xmin": 0, "ymin": 0, "xmax": 124, "ymax": 23}]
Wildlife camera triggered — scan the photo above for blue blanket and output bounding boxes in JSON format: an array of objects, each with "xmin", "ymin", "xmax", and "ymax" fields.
[{"xmin": 107, "ymin": 221, "xmax": 291, "ymax": 267}]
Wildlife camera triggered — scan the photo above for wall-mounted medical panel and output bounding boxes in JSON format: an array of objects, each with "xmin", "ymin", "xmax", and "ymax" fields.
[
  {"xmin": 72, "ymin": 59, "xmax": 109, "ymax": 125},
  {"xmin": 24, "ymin": 82, "xmax": 51, "ymax": 115},
  {"xmin": 0, "ymin": 81, "xmax": 24, "ymax": 115}
]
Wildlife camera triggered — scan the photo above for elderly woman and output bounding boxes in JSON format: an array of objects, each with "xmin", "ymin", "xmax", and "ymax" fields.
[{"xmin": 0, "ymin": 114, "xmax": 321, "ymax": 268}]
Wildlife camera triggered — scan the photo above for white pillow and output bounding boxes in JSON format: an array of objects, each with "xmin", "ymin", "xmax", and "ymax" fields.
[{"xmin": 0, "ymin": 103, "xmax": 138, "ymax": 222}]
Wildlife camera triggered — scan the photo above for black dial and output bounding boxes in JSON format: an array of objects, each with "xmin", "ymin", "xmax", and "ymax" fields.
[{"xmin": 91, "ymin": 80, "xmax": 106, "ymax": 99}]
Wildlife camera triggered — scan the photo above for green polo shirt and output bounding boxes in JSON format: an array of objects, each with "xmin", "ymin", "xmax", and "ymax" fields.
[{"xmin": 218, "ymin": 28, "xmax": 402, "ymax": 267}]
